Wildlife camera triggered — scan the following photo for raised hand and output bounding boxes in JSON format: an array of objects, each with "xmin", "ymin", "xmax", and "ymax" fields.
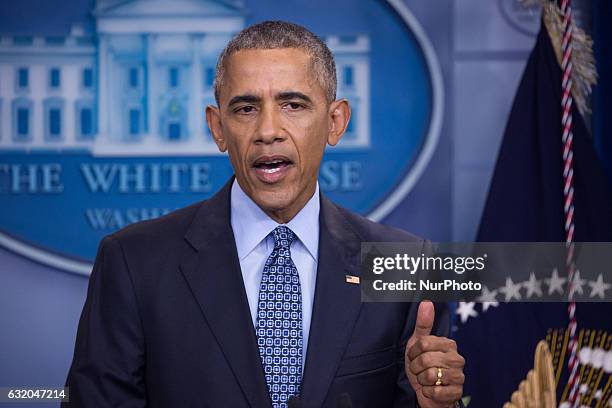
[{"xmin": 405, "ymin": 301, "xmax": 465, "ymax": 408}]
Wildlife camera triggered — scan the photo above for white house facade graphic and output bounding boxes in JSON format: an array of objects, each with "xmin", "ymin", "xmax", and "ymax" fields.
[{"xmin": 0, "ymin": 0, "xmax": 371, "ymax": 156}]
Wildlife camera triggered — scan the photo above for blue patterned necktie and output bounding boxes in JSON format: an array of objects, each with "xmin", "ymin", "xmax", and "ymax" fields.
[{"xmin": 256, "ymin": 225, "xmax": 303, "ymax": 408}]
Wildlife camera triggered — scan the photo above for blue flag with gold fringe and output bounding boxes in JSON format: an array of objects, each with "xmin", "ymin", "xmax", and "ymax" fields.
[{"xmin": 453, "ymin": 6, "xmax": 612, "ymax": 407}]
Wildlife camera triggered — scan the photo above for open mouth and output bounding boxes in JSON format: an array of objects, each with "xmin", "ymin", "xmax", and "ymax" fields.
[
  {"xmin": 252, "ymin": 156, "xmax": 293, "ymax": 173},
  {"xmin": 251, "ymin": 155, "xmax": 294, "ymax": 183}
]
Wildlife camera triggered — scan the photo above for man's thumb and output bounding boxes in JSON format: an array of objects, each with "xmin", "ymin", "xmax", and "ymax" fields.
[{"xmin": 412, "ymin": 301, "xmax": 435, "ymax": 338}]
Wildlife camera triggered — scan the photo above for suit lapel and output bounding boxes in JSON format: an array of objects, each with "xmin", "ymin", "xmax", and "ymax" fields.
[
  {"xmin": 300, "ymin": 195, "xmax": 363, "ymax": 407},
  {"xmin": 180, "ymin": 180, "xmax": 271, "ymax": 407}
]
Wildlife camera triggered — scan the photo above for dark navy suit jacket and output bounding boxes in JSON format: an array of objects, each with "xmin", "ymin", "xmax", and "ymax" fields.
[{"xmin": 63, "ymin": 179, "xmax": 451, "ymax": 407}]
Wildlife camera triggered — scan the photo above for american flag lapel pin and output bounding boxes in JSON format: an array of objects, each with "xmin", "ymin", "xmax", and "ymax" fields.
[{"xmin": 345, "ymin": 275, "xmax": 360, "ymax": 285}]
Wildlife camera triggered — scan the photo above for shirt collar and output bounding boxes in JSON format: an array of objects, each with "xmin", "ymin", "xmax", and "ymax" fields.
[{"xmin": 230, "ymin": 179, "xmax": 320, "ymax": 262}]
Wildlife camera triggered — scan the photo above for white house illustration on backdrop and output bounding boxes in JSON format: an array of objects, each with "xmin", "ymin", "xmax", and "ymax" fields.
[{"xmin": 0, "ymin": 0, "xmax": 370, "ymax": 156}]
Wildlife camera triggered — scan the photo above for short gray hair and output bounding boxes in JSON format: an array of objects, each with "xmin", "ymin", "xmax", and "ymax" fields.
[{"xmin": 214, "ymin": 20, "xmax": 337, "ymax": 105}]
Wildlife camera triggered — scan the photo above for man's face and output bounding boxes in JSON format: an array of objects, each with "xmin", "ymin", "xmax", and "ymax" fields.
[{"xmin": 206, "ymin": 48, "xmax": 349, "ymax": 223}]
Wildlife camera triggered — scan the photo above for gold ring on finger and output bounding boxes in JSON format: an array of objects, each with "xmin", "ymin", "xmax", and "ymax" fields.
[{"xmin": 434, "ymin": 367, "xmax": 443, "ymax": 386}]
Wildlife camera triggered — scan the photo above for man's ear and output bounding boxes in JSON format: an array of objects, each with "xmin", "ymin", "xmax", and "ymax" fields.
[
  {"xmin": 327, "ymin": 98, "xmax": 351, "ymax": 146},
  {"xmin": 205, "ymin": 105, "xmax": 227, "ymax": 152}
]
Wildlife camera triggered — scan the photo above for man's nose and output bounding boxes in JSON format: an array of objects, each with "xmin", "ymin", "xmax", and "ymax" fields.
[{"xmin": 254, "ymin": 105, "xmax": 285, "ymax": 144}]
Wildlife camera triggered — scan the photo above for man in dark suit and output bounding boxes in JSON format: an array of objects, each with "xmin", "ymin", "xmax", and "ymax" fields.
[{"xmin": 64, "ymin": 21, "xmax": 465, "ymax": 407}]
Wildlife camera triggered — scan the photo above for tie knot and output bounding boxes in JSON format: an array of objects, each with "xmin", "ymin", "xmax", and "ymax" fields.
[{"xmin": 271, "ymin": 225, "xmax": 296, "ymax": 249}]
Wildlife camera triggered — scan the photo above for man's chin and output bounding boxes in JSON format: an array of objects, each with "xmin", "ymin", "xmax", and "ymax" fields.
[
  {"xmin": 252, "ymin": 194, "xmax": 293, "ymax": 213},
  {"xmin": 249, "ymin": 190, "xmax": 298, "ymax": 218}
]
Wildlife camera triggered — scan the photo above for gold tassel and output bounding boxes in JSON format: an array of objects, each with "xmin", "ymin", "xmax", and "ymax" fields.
[{"xmin": 521, "ymin": 0, "xmax": 597, "ymax": 116}]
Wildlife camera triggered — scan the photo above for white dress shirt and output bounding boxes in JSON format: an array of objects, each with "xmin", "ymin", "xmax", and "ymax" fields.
[{"xmin": 230, "ymin": 179, "xmax": 320, "ymax": 369}]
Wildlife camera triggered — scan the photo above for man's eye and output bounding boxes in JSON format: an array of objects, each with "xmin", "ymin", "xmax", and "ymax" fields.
[
  {"xmin": 284, "ymin": 102, "xmax": 303, "ymax": 111},
  {"xmin": 236, "ymin": 106, "xmax": 256, "ymax": 114}
]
